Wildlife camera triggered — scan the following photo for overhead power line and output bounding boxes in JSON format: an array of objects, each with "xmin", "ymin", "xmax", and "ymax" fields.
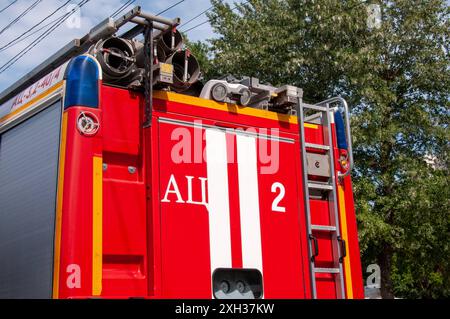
[
  {"xmin": 0, "ymin": 0, "xmax": 19, "ymax": 14},
  {"xmin": 182, "ymin": 20, "xmax": 210, "ymax": 33},
  {"xmin": 0, "ymin": 0, "xmax": 72, "ymax": 53},
  {"xmin": 0, "ymin": 0, "xmax": 187, "ymax": 74},
  {"xmin": 2, "ymin": 0, "xmax": 134, "ymax": 52},
  {"xmin": 181, "ymin": 0, "xmax": 250, "ymax": 33},
  {"xmin": 0, "ymin": 0, "xmax": 42, "ymax": 36},
  {"xmin": 156, "ymin": 0, "xmax": 185, "ymax": 16},
  {"xmin": 111, "ymin": 0, "xmax": 136, "ymax": 18},
  {"xmin": 180, "ymin": 5, "xmax": 213, "ymax": 29},
  {"xmin": 0, "ymin": 0, "xmax": 91, "ymax": 74},
  {"xmin": 0, "ymin": 13, "xmax": 62, "ymax": 52},
  {"xmin": 112, "ymin": 0, "xmax": 185, "ymax": 19}
]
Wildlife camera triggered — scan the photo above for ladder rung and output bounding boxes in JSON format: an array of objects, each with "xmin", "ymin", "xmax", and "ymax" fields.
[
  {"xmin": 304, "ymin": 112, "xmax": 322, "ymax": 123},
  {"xmin": 311, "ymin": 225, "xmax": 337, "ymax": 232},
  {"xmin": 308, "ymin": 182, "xmax": 333, "ymax": 191},
  {"xmin": 314, "ymin": 267, "xmax": 340, "ymax": 274},
  {"xmin": 302, "ymin": 103, "xmax": 327, "ymax": 112},
  {"xmin": 305, "ymin": 143, "xmax": 330, "ymax": 151}
]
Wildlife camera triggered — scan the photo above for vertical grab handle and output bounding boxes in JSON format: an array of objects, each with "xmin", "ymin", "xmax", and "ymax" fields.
[
  {"xmin": 337, "ymin": 236, "xmax": 347, "ymax": 263},
  {"xmin": 309, "ymin": 234, "xmax": 319, "ymax": 262}
]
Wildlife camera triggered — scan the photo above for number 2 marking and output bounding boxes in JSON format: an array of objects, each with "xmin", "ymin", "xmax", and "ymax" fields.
[{"xmin": 271, "ymin": 182, "xmax": 286, "ymax": 212}]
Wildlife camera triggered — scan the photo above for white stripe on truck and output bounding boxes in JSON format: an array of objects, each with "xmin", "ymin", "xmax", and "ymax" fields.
[
  {"xmin": 236, "ymin": 134, "xmax": 264, "ymax": 274},
  {"xmin": 205, "ymin": 128, "xmax": 232, "ymax": 274}
]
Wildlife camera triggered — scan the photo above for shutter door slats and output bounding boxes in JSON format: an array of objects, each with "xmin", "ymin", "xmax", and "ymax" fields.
[{"xmin": 0, "ymin": 101, "xmax": 61, "ymax": 298}]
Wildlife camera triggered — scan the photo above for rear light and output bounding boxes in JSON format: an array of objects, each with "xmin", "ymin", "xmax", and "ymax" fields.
[
  {"xmin": 212, "ymin": 268, "xmax": 263, "ymax": 299},
  {"xmin": 339, "ymin": 149, "xmax": 349, "ymax": 171}
]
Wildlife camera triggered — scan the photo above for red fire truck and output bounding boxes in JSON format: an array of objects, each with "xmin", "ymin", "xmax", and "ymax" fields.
[{"xmin": 0, "ymin": 7, "xmax": 363, "ymax": 299}]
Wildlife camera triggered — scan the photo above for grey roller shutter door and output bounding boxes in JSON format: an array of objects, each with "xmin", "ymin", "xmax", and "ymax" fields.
[{"xmin": 0, "ymin": 101, "xmax": 61, "ymax": 298}]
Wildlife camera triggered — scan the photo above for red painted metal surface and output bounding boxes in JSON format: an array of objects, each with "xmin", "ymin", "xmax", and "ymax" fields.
[
  {"xmin": 157, "ymin": 120, "xmax": 211, "ymax": 298},
  {"xmin": 256, "ymin": 135, "xmax": 308, "ymax": 298},
  {"xmin": 58, "ymin": 106, "xmax": 102, "ymax": 298},
  {"xmin": 56, "ymin": 84, "xmax": 363, "ymax": 299},
  {"xmin": 101, "ymin": 87, "xmax": 147, "ymax": 297},
  {"xmin": 342, "ymin": 176, "xmax": 364, "ymax": 298}
]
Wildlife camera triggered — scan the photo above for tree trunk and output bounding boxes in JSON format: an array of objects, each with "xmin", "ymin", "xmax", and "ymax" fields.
[{"xmin": 378, "ymin": 245, "xmax": 395, "ymax": 299}]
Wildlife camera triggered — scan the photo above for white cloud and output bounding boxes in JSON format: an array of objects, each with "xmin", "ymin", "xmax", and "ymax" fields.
[{"xmin": 0, "ymin": 0, "xmax": 238, "ymax": 92}]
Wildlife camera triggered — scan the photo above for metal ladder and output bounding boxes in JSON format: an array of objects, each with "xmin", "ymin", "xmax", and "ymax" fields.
[{"xmin": 295, "ymin": 96, "xmax": 349, "ymax": 299}]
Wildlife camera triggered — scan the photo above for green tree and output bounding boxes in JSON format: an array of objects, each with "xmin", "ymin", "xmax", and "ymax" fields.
[{"xmin": 205, "ymin": 0, "xmax": 450, "ymax": 298}]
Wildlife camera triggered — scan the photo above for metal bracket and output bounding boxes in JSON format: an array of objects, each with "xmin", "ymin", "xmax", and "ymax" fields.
[{"xmin": 142, "ymin": 22, "xmax": 154, "ymax": 128}]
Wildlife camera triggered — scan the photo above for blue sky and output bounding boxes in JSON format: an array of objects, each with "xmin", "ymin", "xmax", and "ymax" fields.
[{"xmin": 0, "ymin": 0, "xmax": 238, "ymax": 93}]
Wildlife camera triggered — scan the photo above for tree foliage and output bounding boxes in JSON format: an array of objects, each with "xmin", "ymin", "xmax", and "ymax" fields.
[{"xmin": 198, "ymin": 0, "xmax": 449, "ymax": 298}]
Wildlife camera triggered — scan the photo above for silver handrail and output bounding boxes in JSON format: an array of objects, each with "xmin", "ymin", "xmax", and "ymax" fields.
[{"xmin": 318, "ymin": 97, "xmax": 353, "ymax": 178}]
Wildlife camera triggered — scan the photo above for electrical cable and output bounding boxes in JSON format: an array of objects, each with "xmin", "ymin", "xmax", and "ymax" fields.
[
  {"xmin": 181, "ymin": 0, "xmax": 250, "ymax": 33},
  {"xmin": 0, "ymin": 0, "xmax": 91, "ymax": 73},
  {"xmin": 0, "ymin": 0, "xmax": 42, "ymax": 36},
  {"xmin": 0, "ymin": 0, "xmax": 187, "ymax": 73},
  {"xmin": 0, "ymin": 0, "xmax": 19, "ymax": 14},
  {"xmin": 0, "ymin": 0, "xmax": 72, "ymax": 52},
  {"xmin": 111, "ymin": 0, "xmax": 135, "ymax": 18}
]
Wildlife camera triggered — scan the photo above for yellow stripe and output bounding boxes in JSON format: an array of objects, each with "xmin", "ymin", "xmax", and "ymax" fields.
[
  {"xmin": 1, "ymin": 85, "xmax": 318, "ymax": 129},
  {"xmin": 53, "ymin": 111, "xmax": 68, "ymax": 298},
  {"xmin": 92, "ymin": 156, "xmax": 103, "ymax": 296},
  {"xmin": 304, "ymin": 123, "xmax": 318, "ymax": 129},
  {"xmin": 153, "ymin": 90, "xmax": 319, "ymax": 129},
  {"xmin": 338, "ymin": 184, "xmax": 354, "ymax": 299},
  {"xmin": 0, "ymin": 82, "xmax": 63, "ymax": 124}
]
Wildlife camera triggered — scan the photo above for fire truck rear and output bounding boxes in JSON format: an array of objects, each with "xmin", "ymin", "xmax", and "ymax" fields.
[{"xmin": 0, "ymin": 7, "xmax": 363, "ymax": 299}]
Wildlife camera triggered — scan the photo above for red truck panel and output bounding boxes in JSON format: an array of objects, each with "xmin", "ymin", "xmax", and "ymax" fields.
[
  {"xmin": 101, "ymin": 88, "xmax": 147, "ymax": 297},
  {"xmin": 54, "ymin": 84, "xmax": 362, "ymax": 299},
  {"xmin": 154, "ymin": 110, "xmax": 308, "ymax": 298}
]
